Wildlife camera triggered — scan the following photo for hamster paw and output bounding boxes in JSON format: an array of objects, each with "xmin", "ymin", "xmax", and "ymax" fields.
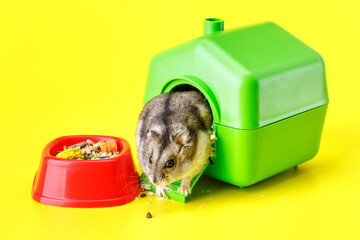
[
  {"xmin": 178, "ymin": 180, "xmax": 191, "ymax": 196},
  {"xmin": 155, "ymin": 185, "xmax": 169, "ymax": 198}
]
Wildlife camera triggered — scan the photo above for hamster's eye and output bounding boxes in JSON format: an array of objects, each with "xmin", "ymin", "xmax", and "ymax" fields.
[
  {"xmin": 165, "ymin": 159, "xmax": 174, "ymax": 168},
  {"xmin": 149, "ymin": 156, "xmax": 152, "ymax": 164}
]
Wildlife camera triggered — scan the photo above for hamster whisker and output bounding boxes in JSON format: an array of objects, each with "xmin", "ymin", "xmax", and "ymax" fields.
[
  {"xmin": 115, "ymin": 179, "xmax": 142, "ymax": 195},
  {"xmin": 110, "ymin": 174, "xmax": 141, "ymax": 178},
  {"xmin": 140, "ymin": 178, "xmax": 151, "ymax": 185}
]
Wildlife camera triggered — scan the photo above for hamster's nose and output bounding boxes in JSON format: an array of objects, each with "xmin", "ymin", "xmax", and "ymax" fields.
[{"xmin": 151, "ymin": 175, "xmax": 158, "ymax": 185}]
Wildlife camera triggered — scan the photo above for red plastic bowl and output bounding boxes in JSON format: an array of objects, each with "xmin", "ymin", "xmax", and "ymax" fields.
[{"xmin": 31, "ymin": 135, "xmax": 140, "ymax": 208}]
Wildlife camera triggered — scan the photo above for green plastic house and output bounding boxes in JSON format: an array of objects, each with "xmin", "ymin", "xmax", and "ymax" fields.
[{"xmin": 141, "ymin": 18, "xmax": 328, "ymax": 201}]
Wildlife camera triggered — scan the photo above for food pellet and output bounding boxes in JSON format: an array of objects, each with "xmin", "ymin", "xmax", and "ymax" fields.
[
  {"xmin": 66, "ymin": 141, "xmax": 87, "ymax": 150},
  {"xmin": 55, "ymin": 139, "xmax": 119, "ymax": 160},
  {"xmin": 99, "ymin": 140, "xmax": 118, "ymax": 153},
  {"xmin": 140, "ymin": 193, "xmax": 147, "ymax": 198},
  {"xmin": 146, "ymin": 212, "xmax": 152, "ymax": 218},
  {"xmin": 56, "ymin": 147, "xmax": 84, "ymax": 159}
]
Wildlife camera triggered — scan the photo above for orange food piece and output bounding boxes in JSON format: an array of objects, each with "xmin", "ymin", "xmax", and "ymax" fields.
[{"xmin": 99, "ymin": 140, "xmax": 118, "ymax": 153}]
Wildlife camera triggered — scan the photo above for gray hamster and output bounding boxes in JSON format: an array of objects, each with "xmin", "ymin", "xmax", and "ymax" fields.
[{"xmin": 136, "ymin": 91, "xmax": 213, "ymax": 197}]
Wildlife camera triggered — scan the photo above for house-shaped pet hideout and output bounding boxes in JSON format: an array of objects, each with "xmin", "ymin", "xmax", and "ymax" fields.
[{"xmin": 140, "ymin": 18, "xmax": 329, "ymax": 202}]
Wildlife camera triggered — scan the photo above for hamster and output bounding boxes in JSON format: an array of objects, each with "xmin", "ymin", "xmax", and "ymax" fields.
[{"xmin": 136, "ymin": 91, "xmax": 213, "ymax": 197}]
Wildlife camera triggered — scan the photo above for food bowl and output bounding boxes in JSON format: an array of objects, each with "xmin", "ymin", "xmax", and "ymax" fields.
[{"xmin": 31, "ymin": 135, "xmax": 140, "ymax": 208}]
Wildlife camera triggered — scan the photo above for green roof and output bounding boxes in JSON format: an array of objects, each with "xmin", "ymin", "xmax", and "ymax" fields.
[{"xmin": 144, "ymin": 22, "xmax": 328, "ymax": 129}]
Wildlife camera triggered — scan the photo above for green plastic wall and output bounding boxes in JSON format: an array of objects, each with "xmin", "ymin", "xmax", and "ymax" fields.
[{"xmin": 205, "ymin": 105, "xmax": 328, "ymax": 187}]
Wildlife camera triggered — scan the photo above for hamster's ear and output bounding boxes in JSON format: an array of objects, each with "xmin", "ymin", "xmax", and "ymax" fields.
[
  {"xmin": 147, "ymin": 125, "xmax": 162, "ymax": 139},
  {"xmin": 171, "ymin": 128, "xmax": 193, "ymax": 147}
]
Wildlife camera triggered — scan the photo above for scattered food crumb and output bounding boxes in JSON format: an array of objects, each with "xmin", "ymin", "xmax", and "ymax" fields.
[
  {"xmin": 259, "ymin": 194, "xmax": 265, "ymax": 197},
  {"xmin": 146, "ymin": 212, "xmax": 152, "ymax": 218},
  {"xmin": 284, "ymin": 200, "xmax": 288, "ymax": 203},
  {"xmin": 140, "ymin": 193, "xmax": 147, "ymax": 198},
  {"xmin": 147, "ymin": 191, "xmax": 155, "ymax": 196},
  {"xmin": 135, "ymin": 197, "xmax": 139, "ymax": 200},
  {"xmin": 156, "ymin": 197, "xmax": 168, "ymax": 201},
  {"xmin": 147, "ymin": 201, "xmax": 151, "ymax": 204}
]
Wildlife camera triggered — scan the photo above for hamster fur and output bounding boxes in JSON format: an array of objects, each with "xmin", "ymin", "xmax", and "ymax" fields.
[{"xmin": 136, "ymin": 91, "xmax": 213, "ymax": 197}]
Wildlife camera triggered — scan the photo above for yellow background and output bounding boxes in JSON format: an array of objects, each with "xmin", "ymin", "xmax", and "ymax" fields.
[{"xmin": 1, "ymin": 0, "xmax": 359, "ymax": 239}]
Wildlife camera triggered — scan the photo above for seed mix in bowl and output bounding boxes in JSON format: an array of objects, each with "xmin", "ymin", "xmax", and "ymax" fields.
[{"xmin": 55, "ymin": 139, "xmax": 119, "ymax": 160}]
